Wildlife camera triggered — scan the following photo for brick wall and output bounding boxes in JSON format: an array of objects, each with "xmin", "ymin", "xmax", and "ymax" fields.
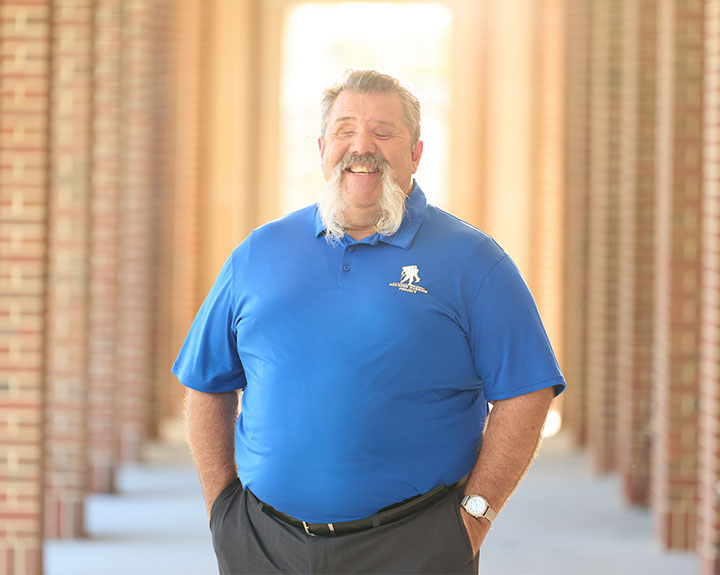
[
  {"xmin": 615, "ymin": 0, "xmax": 658, "ymax": 507},
  {"xmin": 699, "ymin": 0, "xmax": 720, "ymax": 570},
  {"xmin": 0, "ymin": 2, "xmax": 51, "ymax": 573},
  {"xmin": 652, "ymin": 0, "xmax": 705, "ymax": 551},
  {"xmin": 1, "ymin": 0, "xmax": 173, "ymax": 568},
  {"xmin": 561, "ymin": 0, "xmax": 591, "ymax": 446},
  {"xmin": 44, "ymin": 0, "xmax": 93, "ymax": 539},
  {"xmin": 562, "ymin": 0, "xmax": 720, "ymax": 559},
  {"xmin": 586, "ymin": 0, "xmax": 623, "ymax": 473}
]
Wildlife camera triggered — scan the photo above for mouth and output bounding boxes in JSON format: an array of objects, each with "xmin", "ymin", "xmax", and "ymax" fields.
[{"xmin": 345, "ymin": 165, "xmax": 381, "ymax": 175}]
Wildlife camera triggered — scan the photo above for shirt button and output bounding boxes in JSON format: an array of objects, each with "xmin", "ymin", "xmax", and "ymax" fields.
[
  {"xmin": 343, "ymin": 265, "xmax": 351, "ymax": 272},
  {"xmin": 348, "ymin": 246, "xmax": 356, "ymax": 252}
]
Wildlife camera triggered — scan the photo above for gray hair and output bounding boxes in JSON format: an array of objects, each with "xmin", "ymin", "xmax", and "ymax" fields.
[
  {"xmin": 320, "ymin": 69, "xmax": 422, "ymax": 148},
  {"xmin": 318, "ymin": 154, "xmax": 407, "ymax": 244}
]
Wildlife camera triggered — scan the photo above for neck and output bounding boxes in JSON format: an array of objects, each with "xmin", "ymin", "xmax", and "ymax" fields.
[
  {"xmin": 331, "ymin": 179, "xmax": 413, "ymax": 242},
  {"xmin": 338, "ymin": 202, "xmax": 383, "ymax": 240},
  {"xmin": 344, "ymin": 226, "xmax": 377, "ymax": 241}
]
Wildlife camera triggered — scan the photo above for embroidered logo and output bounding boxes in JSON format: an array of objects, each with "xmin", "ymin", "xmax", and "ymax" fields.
[{"xmin": 389, "ymin": 265, "xmax": 428, "ymax": 294}]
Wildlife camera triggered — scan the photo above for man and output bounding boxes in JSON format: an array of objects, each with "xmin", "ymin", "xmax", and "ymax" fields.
[{"xmin": 172, "ymin": 69, "xmax": 565, "ymax": 575}]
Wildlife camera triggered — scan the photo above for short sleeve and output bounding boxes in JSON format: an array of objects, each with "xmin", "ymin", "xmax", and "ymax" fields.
[
  {"xmin": 469, "ymin": 255, "xmax": 566, "ymax": 401},
  {"xmin": 171, "ymin": 252, "xmax": 246, "ymax": 392}
]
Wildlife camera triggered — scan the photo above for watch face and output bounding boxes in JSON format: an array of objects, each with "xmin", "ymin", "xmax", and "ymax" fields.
[{"xmin": 465, "ymin": 496, "xmax": 488, "ymax": 517}]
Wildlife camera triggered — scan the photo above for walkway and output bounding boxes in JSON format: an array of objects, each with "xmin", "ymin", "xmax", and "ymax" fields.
[
  {"xmin": 44, "ymin": 440, "xmax": 216, "ymax": 575},
  {"xmin": 45, "ymin": 433, "xmax": 699, "ymax": 575},
  {"xmin": 480, "ymin": 434, "xmax": 698, "ymax": 574}
]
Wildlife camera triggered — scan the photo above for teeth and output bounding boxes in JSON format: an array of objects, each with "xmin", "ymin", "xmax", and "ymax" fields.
[{"xmin": 347, "ymin": 165, "xmax": 377, "ymax": 174}]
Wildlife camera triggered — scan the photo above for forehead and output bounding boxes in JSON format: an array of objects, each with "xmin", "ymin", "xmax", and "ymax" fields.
[{"xmin": 328, "ymin": 90, "xmax": 406, "ymax": 126}]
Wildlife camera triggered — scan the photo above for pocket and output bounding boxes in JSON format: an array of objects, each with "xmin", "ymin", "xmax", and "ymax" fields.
[
  {"xmin": 209, "ymin": 477, "xmax": 242, "ymax": 529},
  {"xmin": 450, "ymin": 489, "xmax": 475, "ymax": 560}
]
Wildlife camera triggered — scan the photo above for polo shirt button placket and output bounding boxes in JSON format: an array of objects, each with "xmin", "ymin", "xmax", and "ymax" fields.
[{"xmin": 337, "ymin": 244, "xmax": 357, "ymax": 289}]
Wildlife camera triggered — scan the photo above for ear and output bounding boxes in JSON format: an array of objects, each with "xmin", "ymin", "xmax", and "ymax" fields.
[
  {"xmin": 318, "ymin": 137, "xmax": 326, "ymax": 171},
  {"xmin": 410, "ymin": 140, "xmax": 423, "ymax": 173}
]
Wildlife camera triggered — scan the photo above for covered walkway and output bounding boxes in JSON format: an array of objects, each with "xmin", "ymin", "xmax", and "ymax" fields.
[
  {"xmin": 3, "ymin": 2, "xmax": 720, "ymax": 573},
  {"xmin": 45, "ymin": 433, "xmax": 698, "ymax": 575}
]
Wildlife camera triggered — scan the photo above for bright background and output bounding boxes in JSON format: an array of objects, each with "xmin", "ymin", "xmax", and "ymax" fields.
[{"xmin": 280, "ymin": 2, "xmax": 453, "ymax": 212}]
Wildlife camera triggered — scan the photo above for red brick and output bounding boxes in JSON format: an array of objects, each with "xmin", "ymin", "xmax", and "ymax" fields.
[
  {"xmin": 586, "ymin": 0, "xmax": 623, "ymax": 473},
  {"xmin": 615, "ymin": 72, "xmax": 661, "ymax": 501},
  {"xmin": 0, "ymin": 1, "xmax": 50, "ymax": 570},
  {"xmin": 561, "ymin": 0, "xmax": 592, "ymax": 447},
  {"xmin": 699, "ymin": 0, "xmax": 720, "ymax": 571},
  {"xmin": 86, "ymin": 0, "xmax": 123, "ymax": 494},
  {"xmin": 43, "ymin": 0, "xmax": 94, "ymax": 540},
  {"xmin": 651, "ymin": 0, "xmax": 705, "ymax": 551}
]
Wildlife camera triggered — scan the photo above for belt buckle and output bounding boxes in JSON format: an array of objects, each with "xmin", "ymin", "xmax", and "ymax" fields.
[{"xmin": 302, "ymin": 521, "xmax": 336, "ymax": 537}]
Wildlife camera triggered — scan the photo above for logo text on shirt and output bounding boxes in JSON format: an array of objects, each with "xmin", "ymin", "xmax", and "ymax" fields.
[{"xmin": 389, "ymin": 265, "xmax": 428, "ymax": 294}]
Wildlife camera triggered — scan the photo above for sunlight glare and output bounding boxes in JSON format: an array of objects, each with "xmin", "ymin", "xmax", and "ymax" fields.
[
  {"xmin": 281, "ymin": 2, "xmax": 453, "ymax": 214},
  {"xmin": 542, "ymin": 407, "xmax": 562, "ymax": 438}
]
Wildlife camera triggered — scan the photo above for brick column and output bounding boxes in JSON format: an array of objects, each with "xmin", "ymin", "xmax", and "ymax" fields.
[
  {"xmin": 0, "ymin": 2, "xmax": 50, "ymax": 573},
  {"xmin": 447, "ymin": 0, "xmax": 489, "ymax": 234},
  {"xmin": 652, "ymin": 0, "xmax": 705, "ymax": 550},
  {"xmin": 561, "ymin": 0, "xmax": 592, "ymax": 445},
  {"xmin": 117, "ymin": 0, "xmax": 156, "ymax": 462},
  {"xmin": 147, "ymin": 0, "xmax": 170, "ymax": 440},
  {"xmin": 586, "ymin": 0, "xmax": 623, "ymax": 473},
  {"xmin": 43, "ymin": 0, "xmax": 93, "ymax": 539},
  {"xmin": 530, "ymin": 0, "xmax": 564, "ymax": 368},
  {"xmin": 157, "ymin": 0, "xmax": 205, "ymax": 431},
  {"xmin": 699, "ymin": 0, "xmax": 720, "ymax": 570},
  {"xmin": 615, "ymin": 0, "xmax": 659, "ymax": 507},
  {"xmin": 482, "ymin": 0, "xmax": 534, "ymax": 273},
  {"xmin": 87, "ymin": 0, "xmax": 122, "ymax": 493}
]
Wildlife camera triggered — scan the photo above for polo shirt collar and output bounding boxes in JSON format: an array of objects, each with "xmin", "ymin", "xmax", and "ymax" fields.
[{"xmin": 313, "ymin": 180, "xmax": 427, "ymax": 249}]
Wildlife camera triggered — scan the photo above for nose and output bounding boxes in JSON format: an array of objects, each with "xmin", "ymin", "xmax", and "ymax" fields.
[{"xmin": 349, "ymin": 128, "xmax": 376, "ymax": 156}]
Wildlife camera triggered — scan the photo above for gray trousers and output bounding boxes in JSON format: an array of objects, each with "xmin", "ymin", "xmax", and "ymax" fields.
[{"xmin": 209, "ymin": 478, "xmax": 479, "ymax": 574}]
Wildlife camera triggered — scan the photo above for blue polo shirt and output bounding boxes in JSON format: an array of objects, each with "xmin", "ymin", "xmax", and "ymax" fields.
[{"xmin": 172, "ymin": 182, "xmax": 565, "ymax": 523}]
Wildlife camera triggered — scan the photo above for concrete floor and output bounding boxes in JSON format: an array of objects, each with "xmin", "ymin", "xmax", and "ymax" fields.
[
  {"xmin": 45, "ymin": 433, "xmax": 699, "ymax": 575},
  {"xmin": 480, "ymin": 434, "xmax": 698, "ymax": 575}
]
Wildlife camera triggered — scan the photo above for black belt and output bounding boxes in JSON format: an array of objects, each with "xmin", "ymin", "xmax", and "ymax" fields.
[{"xmin": 261, "ymin": 481, "xmax": 460, "ymax": 537}]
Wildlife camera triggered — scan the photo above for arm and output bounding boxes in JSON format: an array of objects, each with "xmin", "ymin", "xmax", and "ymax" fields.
[
  {"xmin": 184, "ymin": 388, "xmax": 240, "ymax": 518},
  {"xmin": 461, "ymin": 386, "xmax": 555, "ymax": 553}
]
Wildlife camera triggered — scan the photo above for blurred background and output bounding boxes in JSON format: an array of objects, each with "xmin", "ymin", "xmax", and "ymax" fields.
[{"xmin": 0, "ymin": 0, "xmax": 718, "ymax": 573}]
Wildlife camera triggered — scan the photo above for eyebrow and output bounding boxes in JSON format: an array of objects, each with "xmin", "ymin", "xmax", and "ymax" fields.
[
  {"xmin": 333, "ymin": 116, "xmax": 357, "ymax": 125},
  {"xmin": 332, "ymin": 117, "xmax": 398, "ymax": 128}
]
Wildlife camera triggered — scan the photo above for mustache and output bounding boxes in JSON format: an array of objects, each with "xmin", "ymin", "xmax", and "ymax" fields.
[
  {"xmin": 337, "ymin": 152, "xmax": 389, "ymax": 172},
  {"xmin": 319, "ymin": 151, "xmax": 406, "ymax": 243}
]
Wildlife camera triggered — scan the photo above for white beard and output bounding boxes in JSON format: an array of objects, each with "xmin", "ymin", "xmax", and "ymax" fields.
[{"xmin": 317, "ymin": 154, "xmax": 407, "ymax": 244}]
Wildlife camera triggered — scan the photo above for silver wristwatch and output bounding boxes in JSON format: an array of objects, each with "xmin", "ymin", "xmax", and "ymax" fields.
[{"xmin": 460, "ymin": 494, "xmax": 497, "ymax": 524}]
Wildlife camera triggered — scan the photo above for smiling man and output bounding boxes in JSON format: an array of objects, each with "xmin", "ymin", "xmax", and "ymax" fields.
[
  {"xmin": 173, "ymin": 70, "xmax": 565, "ymax": 575},
  {"xmin": 317, "ymin": 87, "xmax": 422, "ymax": 242}
]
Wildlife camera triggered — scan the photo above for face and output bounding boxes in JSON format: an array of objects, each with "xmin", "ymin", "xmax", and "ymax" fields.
[{"xmin": 318, "ymin": 91, "xmax": 423, "ymax": 211}]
